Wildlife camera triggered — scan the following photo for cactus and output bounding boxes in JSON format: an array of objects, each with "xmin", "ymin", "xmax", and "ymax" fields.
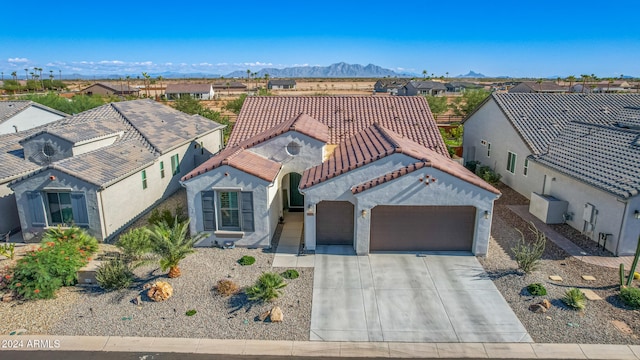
[
  {"xmin": 620, "ymin": 263, "xmax": 626, "ymax": 287},
  {"xmin": 625, "ymin": 235, "xmax": 640, "ymax": 287}
]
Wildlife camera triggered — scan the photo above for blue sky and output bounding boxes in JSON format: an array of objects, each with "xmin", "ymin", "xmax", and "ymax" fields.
[{"xmin": 1, "ymin": 0, "xmax": 638, "ymax": 78}]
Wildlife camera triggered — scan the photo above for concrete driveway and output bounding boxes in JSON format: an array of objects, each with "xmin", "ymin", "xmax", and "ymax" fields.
[{"xmin": 310, "ymin": 246, "xmax": 532, "ymax": 343}]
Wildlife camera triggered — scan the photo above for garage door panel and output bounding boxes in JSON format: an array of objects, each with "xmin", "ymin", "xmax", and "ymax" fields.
[
  {"xmin": 316, "ymin": 201, "xmax": 354, "ymax": 245},
  {"xmin": 370, "ymin": 206, "xmax": 475, "ymax": 251}
]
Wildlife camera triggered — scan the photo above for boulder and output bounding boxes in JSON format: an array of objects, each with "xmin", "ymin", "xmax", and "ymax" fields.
[
  {"xmin": 269, "ymin": 306, "xmax": 283, "ymax": 322},
  {"xmin": 2, "ymin": 293, "xmax": 14, "ymax": 302},
  {"xmin": 133, "ymin": 295, "xmax": 142, "ymax": 306},
  {"xmin": 529, "ymin": 304, "xmax": 547, "ymax": 313},
  {"xmin": 258, "ymin": 310, "xmax": 271, "ymax": 322},
  {"xmin": 147, "ymin": 281, "xmax": 173, "ymax": 302},
  {"xmin": 540, "ymin": 299, "xmax": 552, "ymax": 309}
]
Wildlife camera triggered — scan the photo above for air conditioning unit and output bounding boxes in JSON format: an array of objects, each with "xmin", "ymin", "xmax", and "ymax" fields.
[{"xmin": 529, "ymin": 192, "xmax": 569, "ymax": 224}]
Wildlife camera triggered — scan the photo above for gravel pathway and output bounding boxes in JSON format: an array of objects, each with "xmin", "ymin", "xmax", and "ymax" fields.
[{"xmin": 479, "ymin": 183, "xmax": 640, "ymax": 345}]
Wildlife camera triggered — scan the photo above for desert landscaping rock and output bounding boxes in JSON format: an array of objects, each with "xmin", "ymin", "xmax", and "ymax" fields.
[{"xmin": 270, "ymin": 306, "xmax": 283, "ymax": 322}]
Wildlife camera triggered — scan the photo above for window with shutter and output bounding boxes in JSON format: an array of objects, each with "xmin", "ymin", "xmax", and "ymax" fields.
[{"xmin": 202, "ymin": 191, "xmax": 216, "ymax": 231}]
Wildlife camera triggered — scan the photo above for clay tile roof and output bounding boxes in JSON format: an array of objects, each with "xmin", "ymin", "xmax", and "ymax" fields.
[
  {"xmin": 301, "ymin": 124, "xmax": 499, "ymax": 195},
  {"xmin": 165, "ymin": 83, "xmax": 213, "ymax": 94},
  {"xmin": 241, "ymin": 113, "xmax": 329, "ymax": 147},
  {"xmin": 182, "ymin": 146, "xmax": 281, "ymax": 182},
  {"xmin": 228, "ymin": 96, "xmax": 446, "ymax": 154}
]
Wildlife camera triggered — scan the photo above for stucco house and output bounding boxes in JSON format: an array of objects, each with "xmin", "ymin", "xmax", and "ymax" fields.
[
  {"xmin": 181, "ymin": 96, "xmax": 500, "ymax": 255},
  {"xmin": 6, "ymin": 99, "xmax": 224, "ymax": 242},
  {"xmin": 80, "ymin": 83, "xmax": 140, "ymax": 96},
  {"xmin": 373, "ymin": 79, "xmax": 409, "ymax": 94},
  {"xmin": 397, "ymin": 81, "xmax": 447, "ymax": 96},
  {"xmin": 0, "ymin": 101, "xmax": 67, "ymax": 134},
  {"xmin": 165, "ymin": 84, "xmax": 215, "ymax": 100},
  {"xmin": 463, "ymin": 93, "xmax": 640, "ymax": 255},
  {"xmin": 267, "ymin": 80, "xmax": 297, "ymax": 90},
  {"xmin": 508, "ymin": 81, "xmax": 568, "ymax": 93}
]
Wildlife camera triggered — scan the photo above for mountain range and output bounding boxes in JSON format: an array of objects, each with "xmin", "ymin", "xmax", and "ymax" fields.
[{"xmin": 225, "ymin": 62, "xmax": 407, "ymax": 78}]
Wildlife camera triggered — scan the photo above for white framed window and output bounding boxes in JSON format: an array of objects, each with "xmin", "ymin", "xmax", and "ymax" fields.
[
  {"xmin": 142, "ymin": 170, "xmax": 147, "ymax": 189},
  {"xmin": 171, "ymin": 154, "xmax": 180, "ymax": 175},
  {"xmin": 523, "ymin": 158, "xmax": 529, "ymax": 176},
  {"xmin": 507, "ymin": 152, "xmax": 517, "ymax": 174},
  {"xmin": 201, "ymin": 190, "xmax": 254, "ymax": 232}
]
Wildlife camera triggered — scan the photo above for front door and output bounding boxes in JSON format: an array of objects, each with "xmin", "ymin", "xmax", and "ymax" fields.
[{"xmin": 289, "ymin": 173, "xmax": 304, "ymax": 208}]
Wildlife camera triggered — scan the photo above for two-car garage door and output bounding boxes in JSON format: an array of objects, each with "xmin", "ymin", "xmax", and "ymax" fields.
[
  {"xmin": 369, "ymin": 206, "xmax": 476, "ymax": 252},
  {"xmin": 315, "ymin": 202, "xmax": 476, "ymax": 252}
]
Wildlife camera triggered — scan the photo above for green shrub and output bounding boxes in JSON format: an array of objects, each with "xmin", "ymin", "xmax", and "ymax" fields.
[
  {"xmin": 96, "ymin": 259, "xmax": 134, "ymax": 291},
  {"xmin": 116, "ymin": 228, "xmax": 153, "ymax": 261},
  {"xmin": 185, "ymin": 309, "xmax": 197, "ymax": 316},
  {"xmin": 620, "ymin": 287, "xmax": 640, "ymax": 309},
  {"xmin": 246, "ymin": 272, "xmax": 287, "ymax": 302},
  {"xmin": 562, "ymin": 288, "xmax": 586, "ymax": 310},
  {"xmin": 475, "ymin": 165, "xmax": 502, "ymax": 185},
  {"xmin": 0, "ymin": 243, "xmax": 15, "ymax": 260},
  {"xmin": 215, "ymin": 279, "xmax": 240, "ymax": 296},
  {"xmin": 281, "ymin": 269, "xmax": 299, "ymax": 279},
  {"xmin": 512, "ymin": 224, "xmax": 546, "ymax": 274},
  {"xmin": 148, "ymin": 205, "xmax": 187, "ymax": 227},
  {"xmin": 464, "ymin": 160, "xmax": 480, "ymax": 173},
  {"xmin": 9, "ymin": 227, "xmax": 98, "ymax": 299},
  {"xmin": 238, "ymin": 255, "xmax": 256, "ymax": 266},
  {"xmin": 527, "ymin": 283, "xmax": 547, "ymax": 296}
]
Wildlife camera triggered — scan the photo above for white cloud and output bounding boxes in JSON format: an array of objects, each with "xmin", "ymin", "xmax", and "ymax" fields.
[
  {"xmin": 98, "ymin": 60, "xmax": 124, "ymax": 64},
  {"xmin": 8, "ymin": 57, "xmax": 29, "ymax": 63}
]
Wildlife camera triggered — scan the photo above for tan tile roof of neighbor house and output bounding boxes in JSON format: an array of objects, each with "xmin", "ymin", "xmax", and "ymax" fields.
[
  {"xmin": 6, "ymin": 100, "xmax": 224, "ymax": 187},
  {"xmin": 0, "ymin": 101, "xmax": 68, "ymax": 124},
  {"xmin": 300, "ymin": 123, "xmax": 500, "ymax": 195},
  {"xmin": 229, "ymin": 96, "xmax": 447, "ymax": 154},
  {"xmin": 183, "ymin": 146, "xmax": 281, "ymax": 182},
  {"xmin": 86, "ymin": 83, "xmax": 140, "ymax": 93},
  {"xmin": 165, "ymin": 84, "xmax": 213, "ymax": 94}
]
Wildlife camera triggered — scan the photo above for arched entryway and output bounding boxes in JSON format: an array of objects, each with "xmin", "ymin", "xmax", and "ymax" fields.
[{"xmin": 282, "ymin": 172, "xmax": 304, "ymax": 212}]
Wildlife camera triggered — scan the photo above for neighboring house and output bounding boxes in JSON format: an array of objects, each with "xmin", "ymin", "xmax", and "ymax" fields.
[
  {"xmin": 0, "ymin": 101, "xmax": 67, "ymax": 134},
  {"xmin": 212, "ymin": 82, "xmax": 247, "ymax": 90},
  {"xmin": 181, "ymin": 96, "xmax": 500, "ymax": 256},
  {"xmin": 80, "ymin": 83, "xmax": 140, "ymax": 96},
  {"xmin": 165, "ymin": 84, "xmax": 215, "ymax": 100},
  {"xmin": 445, "ymin": 81, "xmax": 482, "ymax": 93},
  {"xmin": 267, "ymin": 80, "xmax": 297, "ymax": 90},
  {"xmin": 463, "ymin": 93, "xmax": 640, "ymax": 255},
  {"xmin": 397, "ymin": 81, "xmax": 447, "ymax": 96},
  {"xmin": 508, "ymin": 81, "xmax": 568, "ymax": 93},
  {"xmin": 373, "ymin": 79, "xmax": 409, "ymax": 94},
  {"xmin": 6, "ymin": 99, "xmax": 224, "ymax": 242}
]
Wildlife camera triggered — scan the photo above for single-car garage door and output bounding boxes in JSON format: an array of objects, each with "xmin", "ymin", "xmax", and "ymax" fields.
[
  {"xmin": 370, "ymin": 206, "xmax": 476, "ymax": 251},
  {"xmin": 316, "ymin": 201, "xmax": 354, "ymax": 245}
]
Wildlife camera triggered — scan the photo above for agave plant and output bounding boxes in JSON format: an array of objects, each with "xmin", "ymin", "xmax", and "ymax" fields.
[{"xmin": 146, "ymin": 217, "xmax": 207, "ymax": 278}]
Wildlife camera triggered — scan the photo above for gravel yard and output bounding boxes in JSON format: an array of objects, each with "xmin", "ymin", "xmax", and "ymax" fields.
[
  {"xmin": 479, "ymin": 183, "xmax": 640, "ymax": 345},
  {"xmin": 1, "ymin": 183, "xmax": 640, "ymax": 344}
]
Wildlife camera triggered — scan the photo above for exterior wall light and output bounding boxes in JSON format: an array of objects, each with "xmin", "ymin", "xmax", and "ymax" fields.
[
  {"xmin": 307, "ymin": 204, "xmax": 314, "ymax": 216},
  {"xmin": 634, "ymin": 210, "xmax": 640, "ymax": 220},
  {"xmin": 484, "ymin": 210, "xmax": 490, "ymax": 219},
  {"xmin": 361, "ymin": 209, "xmax": 368, "ymax": 218},
  {"xmin": 49, "ymin": 175, "xmax": 56, "ymax": 180}
]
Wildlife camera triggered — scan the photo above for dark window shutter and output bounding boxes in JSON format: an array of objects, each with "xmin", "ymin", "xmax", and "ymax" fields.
[
  {"xmin": 202, "ymin": 191, "xmax": 216, "ymax": 231},
  {"xmin": 240, "ymin": 191, "xmax": 254, "ymax": 232},
  {"xmin": 27, "ymin": 192, "xmax": 46, "ymax": 227},
  {"xmin": 71, "ymin": 193, "xmax": 89, "ymax": 226}
]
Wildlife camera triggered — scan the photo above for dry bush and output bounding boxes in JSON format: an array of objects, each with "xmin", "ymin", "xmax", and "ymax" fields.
[{"xmin": 216, "ymin": 279, "xmax": 239, "ymax": 297}]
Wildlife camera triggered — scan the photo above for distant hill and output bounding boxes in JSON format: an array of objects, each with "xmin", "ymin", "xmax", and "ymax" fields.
[
  {"xmin": 226, "ymin": 62, "xmax": 403, "ymax": 78},
  {"xmin": 456, "ymin": 71, "xmax": 487, "ymax": 78}
]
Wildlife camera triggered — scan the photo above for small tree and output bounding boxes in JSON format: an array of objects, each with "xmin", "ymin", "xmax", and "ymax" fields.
[
  {"xmin": 224, "ymin": 94, "xmax": 247, "ymax": 114},
  {"xmin": 450, "ymin": 89, "xmax": 490, "ymax": 117},
  {"xmin": 147, "ymin": 218, "xmax": 207, "ymax": 278},
  {"xmin": 426, "ymin": 95, "xmax": 449, "ymax": 119}
]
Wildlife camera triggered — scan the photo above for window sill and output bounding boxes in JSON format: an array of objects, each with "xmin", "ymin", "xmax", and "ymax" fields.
[{"xmin": 214, "ymin": 230, "xmax": 244, "ymax": 238}]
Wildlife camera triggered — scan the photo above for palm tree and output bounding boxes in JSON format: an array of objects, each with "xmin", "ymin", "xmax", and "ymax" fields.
[
  {"xmin": 1, "ymin": 72, "xmax": 3, "ymax": 81},
  {"xmin": 24, "ymin": 68, "xmax": 28, "ymax": 81},
  {"xmin": 246, "ymin": 69, "xmax": 251, "ymax": 81},
  {"xmin": 422, "ymin": 70, "xmax": 427, "ymax": 79},
  {"xmin": 445, "ymin": 72, "xmax": 449, "ymax": 80},
  {"xmin": 11, "ymin": 71, "xmax": 17, "ymax": 81},
  {"xmin": 536, "ymin": 78, "xmax": 543, "ymax": 92},
  {"xmin": 157, "ymin": 75, "xmax": 163, "ymax": 99},
  {"xmin": 566, "ymin": 75, "xmax": 576, "ymax": 92},
  {"xmin": 580, "ymin": 74, "xmax": 589, "ymax": 93},
  {"xmin": 142, "ymin": 72, "xmax": 150, "ymax": 97},
  {"xmin": 146, "ymin": 218, "xmax": 207, "ymax": 278},
  {"xmin": 264, "ymin": 73, "xmax": 270, "ymax": 88},
  {"xmin": 607, "ymin": 78, "xmax": 614, "ymax": 92}
]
